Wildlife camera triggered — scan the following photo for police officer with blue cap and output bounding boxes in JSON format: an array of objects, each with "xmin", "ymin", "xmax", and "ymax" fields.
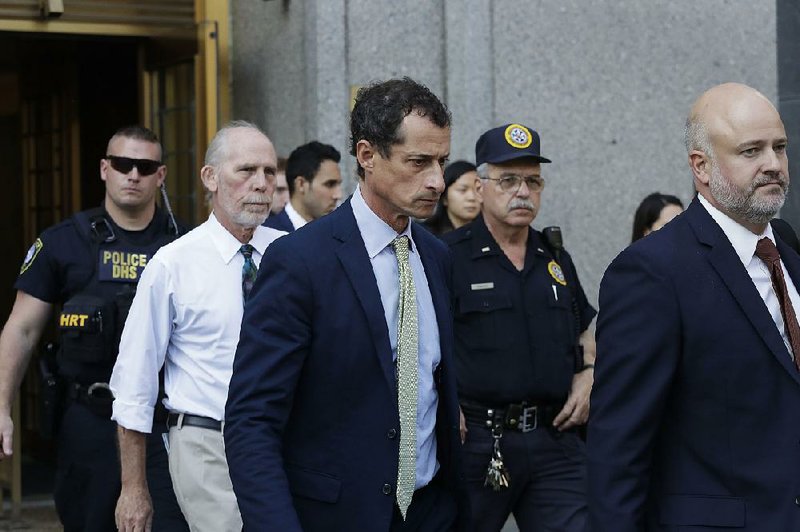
[
  {"xmin": 0, "ymin": 126, "xmax": 188, "ymax": 532},
  {"xmin": 443, "ymin": 123, "xmax": 596, "ymax": 532}
]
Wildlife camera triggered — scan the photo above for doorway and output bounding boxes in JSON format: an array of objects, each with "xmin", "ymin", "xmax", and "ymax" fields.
[{"xmin": 0, "ymin": 32, "xmax": 141, "ymax": 502}]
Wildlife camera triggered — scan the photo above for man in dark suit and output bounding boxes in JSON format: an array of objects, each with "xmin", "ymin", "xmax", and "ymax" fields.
[
  {"xmin": 588, "ymin": 82, "xmax": 800, "ymax": 531},
  {"xmin": 263, "ymin": 141, "xmax": 342, "ymax": 232},
  {"xmin": 225, "ymin": 77, "xmax": 465, "ymax": 531}
]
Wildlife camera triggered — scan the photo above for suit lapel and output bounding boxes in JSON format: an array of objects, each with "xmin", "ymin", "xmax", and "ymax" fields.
[
  {"xmin": 332, "ymin": 200, "xmax": 396, "ymax": 393},
  {"xmin": 687, "ymin": 199, "xmax": 800, "ymax": 386},
  {"xmin": 281, "ymin": 210, "xmax": 295, "ymax": 232}
]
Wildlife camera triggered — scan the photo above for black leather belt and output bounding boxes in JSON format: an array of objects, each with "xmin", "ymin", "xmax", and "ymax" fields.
[
  {"xmin": 166, "ymin": 413, "xmax": 222, "ymax": 432},
  {"xmin": 461, "ymin": 400, "xmax": 562, "ymax": 433}
]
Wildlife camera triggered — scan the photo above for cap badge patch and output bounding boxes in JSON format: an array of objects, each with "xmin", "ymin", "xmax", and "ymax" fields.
[
  {"xmin": 20, "ymin": 238, "xmax": 43, "ymax": 274},
  {"xmin": 504, "ymin": 124, "xmax": 533, "ymax": 149},
  {"xmin": 547, "ymin": 260, "xmax": 567, "ymax": 286}
]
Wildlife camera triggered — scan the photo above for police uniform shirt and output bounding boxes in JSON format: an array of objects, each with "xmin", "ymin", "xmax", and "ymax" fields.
[
  {"xmin": 110, "ymin": 213, "xmax": 286, "ymax": 432},
  {"xmin": 443, "ymin": 214, "xmax": 596, "ymax": 405},
  {"xmin": 16, "ymin": 208, "xmax": 177, "ymax": 383},
  {"xmin": 16, "ymin": 209, "xmax": 171, "ymax": 305}
]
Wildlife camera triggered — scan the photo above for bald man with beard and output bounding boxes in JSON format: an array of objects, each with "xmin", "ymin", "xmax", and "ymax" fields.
[{"xmin": 588, "ymin": 83, "xmax": 800, "ymax": 531}]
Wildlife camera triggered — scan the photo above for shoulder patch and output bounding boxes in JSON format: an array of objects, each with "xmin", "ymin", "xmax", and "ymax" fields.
[
  {"xmin": 20, "ymin": 239, "xmax": 43, "ymax": 274},
  {"xmin": 547, "ymin": 260, "xmax": 567, "ymax": 286}
]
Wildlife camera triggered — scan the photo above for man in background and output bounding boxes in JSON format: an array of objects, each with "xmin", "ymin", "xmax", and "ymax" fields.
[
  {"xmin": 271, "ymin": 156, "xmax": 289, "ymax": 215},
  {"xmin": 445, "ymin": 123, "xmax": 595, "ymax": 531},
  {"xmin": 263, "ymin": 140, "xmax": 342, "ymax": 232}
]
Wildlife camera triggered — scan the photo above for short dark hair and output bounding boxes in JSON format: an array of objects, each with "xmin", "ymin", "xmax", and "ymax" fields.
[
  {"xmin": 108, "ymin": 125, "xmax": 162, "ymax": 159},
  {"xmin": 350, "ymin": 77, "xmax": 451, "ymax": 178},
  {"xmin": 285, "ymin": 141, "xmax": 341, "ymax": 195},
  {"xmin": 631, "ymin": 192, "xmax": 684, "ymax": 242}
]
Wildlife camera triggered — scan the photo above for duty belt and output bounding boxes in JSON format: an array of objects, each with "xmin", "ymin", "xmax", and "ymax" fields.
[
  {"xmin": 68, "ymin": 381, "xmax": 112, "ymax": 403},
  {"xmin": 460, "ymin": 400, "xmax": 562, "ymax": 433},
  {"xmin": 68, "ymin": 381, "xmax": 114, "ymax": 417}
]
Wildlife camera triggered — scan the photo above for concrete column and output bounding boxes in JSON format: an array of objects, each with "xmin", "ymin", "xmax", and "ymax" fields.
[{"xmin": 443, "ymin": 0, "xmax": 494, "ymax": 162}]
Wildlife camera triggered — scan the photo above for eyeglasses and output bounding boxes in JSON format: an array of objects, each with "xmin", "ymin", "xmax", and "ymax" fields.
[
  {"xmin": 106, "ymin": 155, "xmax": 163, "ymax": 176},
  {"xmin": 483, "ymin": 174, "xmax": 545, "ymax": 193}
]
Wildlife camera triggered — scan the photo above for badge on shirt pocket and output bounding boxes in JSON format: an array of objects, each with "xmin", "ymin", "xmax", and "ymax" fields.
[{"xmin": 548, "ymin": 261, "xmax": 567, "ymax": 286}]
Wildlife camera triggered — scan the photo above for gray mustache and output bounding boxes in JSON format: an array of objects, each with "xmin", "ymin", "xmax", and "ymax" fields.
[
  {"xmin": 244, "ymin": 195, "xmax": 271, "ymax": 204},
  {"xmin": 508, "ymin": 199, "xmax": 535, "ymax": 211},
  {"xmin": 752, "ymin": 174, "xmax": 788, "ymax": 188}
]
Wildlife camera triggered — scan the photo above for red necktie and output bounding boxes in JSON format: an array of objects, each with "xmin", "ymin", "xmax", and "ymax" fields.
[{"xmin": 755, "ymin": 237, "xmax": 800, "ymax": 371}]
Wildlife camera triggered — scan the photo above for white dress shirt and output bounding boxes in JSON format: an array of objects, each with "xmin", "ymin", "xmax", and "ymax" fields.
[
  {"xmin": 350, "ymin": 186, "xmax": 440, "ymax": 489},
  {"xmin": 699, "ymin": 195, "xmax": 800, "ymax": 357},
  {"xmin": 284, "ymin": 201, "xmax": 308, "ymax": 230},
  {"xmin": 110, "ymin": 213, "xmax": 286, "ymax": 433}
]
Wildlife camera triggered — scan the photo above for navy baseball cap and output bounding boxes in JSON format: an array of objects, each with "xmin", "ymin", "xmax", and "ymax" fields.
[{"xmin": 475, "ymin": 123, "xmax": 552, "ymax": 166}]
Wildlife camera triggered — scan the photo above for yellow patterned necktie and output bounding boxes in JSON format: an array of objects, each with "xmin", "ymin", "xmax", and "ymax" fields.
[{"xmin": 391, "ymin": 235, "xmax": 418, "ymax": 520}]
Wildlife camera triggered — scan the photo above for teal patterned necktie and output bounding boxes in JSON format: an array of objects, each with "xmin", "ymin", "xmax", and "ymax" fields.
[
  {"xmin": 240, "ymin": 244, "xmax": 257, "ymax": 301},
  {"xmin": 391, "ymin": 235, "xmax": 418, "ymax": 520}
]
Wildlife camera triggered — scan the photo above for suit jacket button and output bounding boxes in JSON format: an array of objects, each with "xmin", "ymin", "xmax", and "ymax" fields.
[
  {"xmin": 382, "ymin": 483, "xmax": 393, "ymax": 495},
  {"xmin": 387, "ymin": 428, "xmax": 397, "ymax": 439},
  {"xmin": 795, "ymin": 495, "xmax": 800, "ymax": 506}
]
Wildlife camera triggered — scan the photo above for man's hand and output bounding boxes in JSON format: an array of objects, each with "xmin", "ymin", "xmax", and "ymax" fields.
[
  {"xmin": 0, "ymin": 413, "xmax": 13, "ymax": 459},
  {"xmin": 115, "ymin": 485, "xmax": 153, "ymax": 532},
  {"xmin": 553, "ymin": 368, "xmax": 593, "ymax": 431},
  {"xmin": 0, "ymin": 291, "xmax": 53, "ymax": 460},
  {"xmin": 459, "ymin": 406, "xmax": 468, "ymax": 444},
  {"xmin": 116, "ymin": 426, "xmax": 151, "ymax": 531}
]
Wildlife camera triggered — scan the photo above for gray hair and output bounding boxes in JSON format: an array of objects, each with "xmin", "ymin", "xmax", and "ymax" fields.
[
  {"xmin": 476, "ymin": 163, "xmax": 490, "ymax": 179},
  {"xmin": 204, "ymin": 120, "xmax": 267, "ymax": 167},
  {"xmin": 684, "ymin": 117, "xmax": 714, "ymax": 158}
]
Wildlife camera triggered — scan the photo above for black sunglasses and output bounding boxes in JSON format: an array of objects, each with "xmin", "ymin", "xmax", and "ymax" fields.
[{"xmin": 106, "ymin": 155, "xmax": 163, "ymax": 176}]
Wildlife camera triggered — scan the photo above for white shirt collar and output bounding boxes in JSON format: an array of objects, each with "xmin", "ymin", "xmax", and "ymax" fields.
[
  {"xmin": 284, "ymin": 201, "xmax": 308, "ymax": 230},
  {"xmin": 207, "ymin": 212, "xmax": 276, "ymax": 264},
  {"xmin": 698, "ymin": 194, "xmax": 775, "ymax": 267},
  {"xmin": 350, "ymin": 184, "xmax": 415, "ymax": 259}
]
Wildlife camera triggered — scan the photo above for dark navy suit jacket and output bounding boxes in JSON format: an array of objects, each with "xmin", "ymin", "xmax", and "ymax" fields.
[
  {"xmin": 225, "ymin": 198, "xmax": 464, "ymax": 531},
  {"xmin": 262, "ymin": 208, "xmax": 295, "ymax": 232},
  {"xmin": 588, "ymin": 198, "xmax": 800, "ymax": 531}
]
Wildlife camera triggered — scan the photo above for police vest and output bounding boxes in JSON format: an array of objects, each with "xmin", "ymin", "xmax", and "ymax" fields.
[{"xmin": 58, "ymin": 207, "xmax": 180, "ymax": 382}]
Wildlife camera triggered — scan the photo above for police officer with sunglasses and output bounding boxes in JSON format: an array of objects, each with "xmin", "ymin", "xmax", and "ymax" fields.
[{"xmin": 0, "ymin": 126, "xmax": 189, "ymax": 531}]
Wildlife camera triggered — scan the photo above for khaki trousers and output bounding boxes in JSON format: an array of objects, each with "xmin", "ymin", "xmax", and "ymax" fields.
[{"xmin": 168, "ymin": 422, "xmax": 243, "ymax": 532}]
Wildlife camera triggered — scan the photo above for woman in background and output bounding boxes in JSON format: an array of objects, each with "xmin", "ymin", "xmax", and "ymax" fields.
[
  {"xmin": 631, "ymin": 192, "xmax": 684, "ymax": 242},
  {"xmin": 425, "ymin": 160, "xmax": 481, "ymax": 236}
]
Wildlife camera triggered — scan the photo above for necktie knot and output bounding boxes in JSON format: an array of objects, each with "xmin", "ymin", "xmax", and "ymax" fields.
[
  {"xmin": 240, "ymin": 244, "xmax": 255, "ymax": 260},
  {"xmin": 755, "ymin": 237, "xmax": 781, "ymax": 265},
  {"xmin": 392, "ymin": 235, "xmax": 410, "ymax": 262}
]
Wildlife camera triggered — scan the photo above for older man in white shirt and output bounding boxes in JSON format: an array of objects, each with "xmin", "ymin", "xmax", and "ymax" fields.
[{"xmin": 110, "ymin": 121, "xmax": 285, "ymax": 532}]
